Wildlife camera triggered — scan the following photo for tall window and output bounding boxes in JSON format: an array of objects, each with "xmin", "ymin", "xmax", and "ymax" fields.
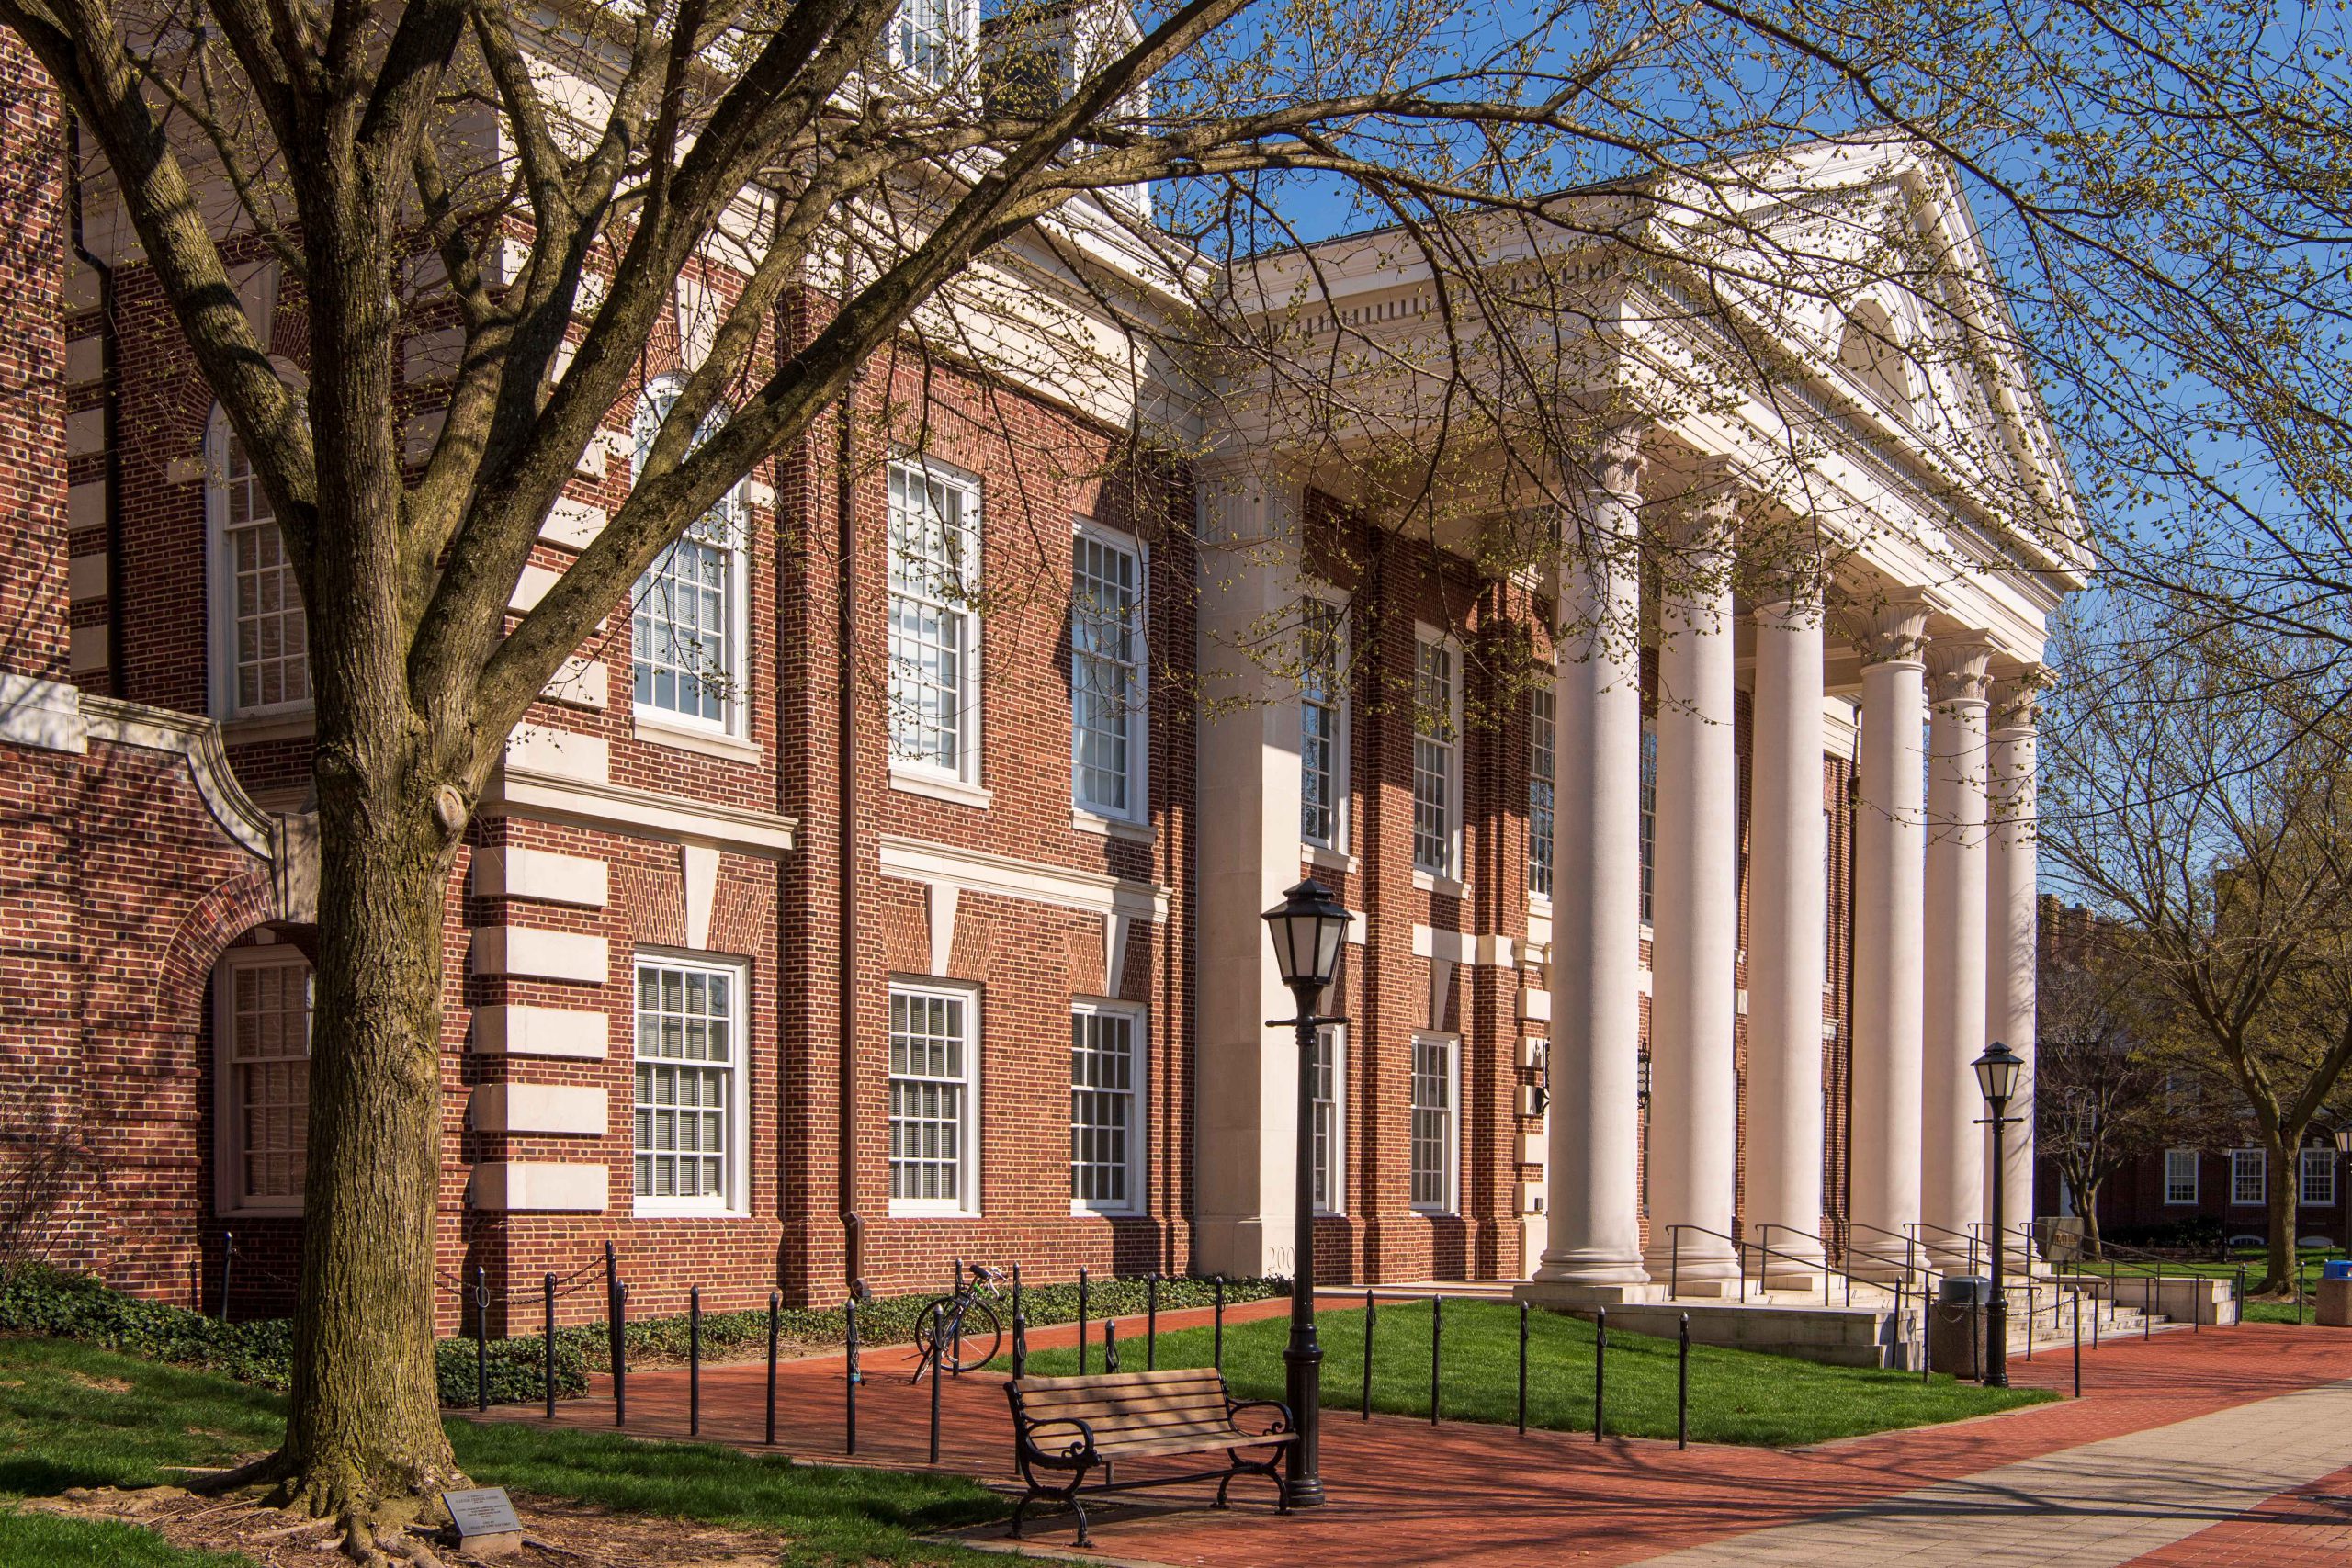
[
  {"xmin": 209, "ymin": 412, "xmax": 311, "ymax": 716},
  {"xmin": 2231, "ymin": 1148, "xmax": 2267, "ymax": 1206},
  {"xmin": 1410, "ymin": 1033, "xmax": 1459, "ymax": 1213},
  {"xmin": 1070, "ymin": 1003, "xmax": 1143, "ymax": 1213},
  {"xmin": 2164, "ymin": 1149, "xmax": 2199, "ymax": 1205},
  {"xmin": 1311, "ymin": 1026, "xmax": 1345, "ymax": 1214},
  {"xmin": 1528, "ymin": 685, "xmax": 1556, "ymax": 898},
  {"xmin": 633, "ymin": 957, "xmax": 741, "ymax": 1210},
  {"xmin": 1071, "ymin": 528, "xmax": 1145, "ymax": 818},
  {"xmin": 215, "ymin": 949, "xmax": 311, "ymax": 1212},
  {"xmin": 894, "ymin": 0, "xmax": 967, "ymax": 84},
  {"xmin": 631, "ymin": 377, "xmax": 745, "ymax": 733},
  {"xmin": 1639, "ymin": 721, "xmax": 1659, "ymax": 924},
  {"xmin": 888, "ymin": 460, "xmax": 981, "ymax": 780},
  {"xmin": 1413, "ymin": 635, "xmax": 1460, "ymax": 877},
  {"xmin": 889, "ymin": 984, "xmax": 978, "ymax": 1212},
  {"xmin": 1301, "ymin": 598, "xmax": 1347, "ymax": 849},
  {"xmin": 2303, "ymin": 1145, "xmax": 2338, "ymax": 1207}
]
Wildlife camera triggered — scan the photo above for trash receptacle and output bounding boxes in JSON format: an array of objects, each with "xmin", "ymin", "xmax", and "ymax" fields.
[
  {"xmin": 2321, "ymin": 1260, "xmax": 2352, "ymax": 1325},
  {"xmin": 1930, "ymin": 1277, "xmax": 1990, "ymax": 1372},
  {"xmin": 2323, "ymin": 1259, "xmax": 2352, "ymax": 1281},
  {"xmin": 1940, "ymin": 1275, "xmax": 1991, "ymax": 1305}
]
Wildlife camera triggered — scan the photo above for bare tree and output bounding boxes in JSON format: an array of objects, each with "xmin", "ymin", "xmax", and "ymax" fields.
[{"xmin": 0, "ymin": 0, "xmax": 2339, "ymax": 1543}]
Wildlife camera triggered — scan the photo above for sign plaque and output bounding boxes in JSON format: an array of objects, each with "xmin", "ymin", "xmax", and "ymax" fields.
[{"xmin": 440, "ymin": 1487, "xmax": 524, "ymax": 1559}]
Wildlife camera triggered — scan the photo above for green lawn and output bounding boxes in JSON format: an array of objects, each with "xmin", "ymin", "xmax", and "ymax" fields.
[
  {"xmin": 997, "ymin": 1299, "xmax": 2052, "ymax": 1446},
  {"xmin": 0, "ymin": 1337, "xmax": 1019, "ymax": 1568}
]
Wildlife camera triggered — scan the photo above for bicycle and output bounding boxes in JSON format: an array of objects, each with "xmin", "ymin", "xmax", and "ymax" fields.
[{"xmin": 911, "ymin": 1262, "xmax": 1008, "ymax": 1381}]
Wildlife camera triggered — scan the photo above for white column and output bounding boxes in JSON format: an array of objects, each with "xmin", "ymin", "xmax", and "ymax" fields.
[
  {"xmin": 1747, "ymin": 595, "xmax": 1828, "ymax": 1284},
  {"xmin": 1920, "ymin": 639, "xmax": 1994, "ymax": 1271},
  {"xmin": 1525, "ymin": 424, "xmax": 1651, "ymax": 1299},
  {"xmin": 1644, "ymin": 497, "xmax": 1739, "ymax": 1291},
  {"xmin": 1849, "ymin": 601, "xmax": 1930, "ymax": 1281},
  {"xmin": 1987, "ymin": 674, "xmax": 2041, "ymax": 1271}
]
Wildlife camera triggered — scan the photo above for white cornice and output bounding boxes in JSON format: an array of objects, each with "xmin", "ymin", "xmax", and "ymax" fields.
[
  {"xmin": 878, "ymin": 834, "xmax": 1170, "ymax": 923},
  {"xmin": 481, "ymin": 763, "xmax": 797, "ymax": 856}
]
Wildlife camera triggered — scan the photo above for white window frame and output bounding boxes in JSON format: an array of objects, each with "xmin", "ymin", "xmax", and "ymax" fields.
[
  {"xmin": 1409, "ymin": 1032, "xmax": 1461, "ymax": 1215},
  {"xmin": 886, "ymin": 457, "xmax": 985, "ymax": 795},
  {"xmin": 2164, "ymin": 1148, "xmax": 2199, "ymax": 1206},
  {"xmin": 888, "ymin": 979, "xmax": 982, "ymax": 1217},
  {"xmin": 1311, "ymin": 1024, "xmax": 1346, "ymax": 1216},
  {"xmin": 212, "ymin": 944, "xmax": 313, "ymax": 1216},
  {"xmin": 1528, "ymin": 682, "xmax": 1556, "ymax": 902},
  {"xmin": 630, "ymin": 952, "xmax": 750, "ymax": 1218},
  {"xmin": 1639, "ymin": 719, "xmax": 1659, "ymax": 930},
  {"xmin": 2302, "ymin": 1145, "xmax": 2338, "ymax": 1207},
  {"xmin": 629, "ymin": 374, "xmax": 751, "ymax": 742},
  {"xmin": 890, "ymin": 0, "xmax": 972, "ymax": 85},
  {"xmin": 206, "ymin": 405, "xmax": 312, "ymax": 721},
  {"xmin": 1070, "ymin": 520, "xmax": 1149, "ymax": 824},
  {"xmin": 1411, "ymin": 626, "xmax": 1464, "ymax": 882},
  {"xmin": 1069, "ymin": 999, "xmax": 1147, "ymax": 1216},
  {"xmin": 1299, "ymin": 589, "xmax": 1351, "ymax": 855},
  {"xmin": 2230, "ymin": 1147, "xmax": 2267, "ymax": 1206}
]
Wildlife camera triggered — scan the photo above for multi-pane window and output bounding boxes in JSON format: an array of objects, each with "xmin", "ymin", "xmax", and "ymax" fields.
[
  {"xmin": 1301, "ymin": 599, "xmax": 1346, "ymax": 849},
  {"xmin": 1528, "ymin": 684, "xmax": 1556, "ymax": 898},
  {"xmin": 1072, "ymin": 530, "xmax": 1145, "ymax": 818},
  {"xmin": 2303, "ymin": 1145, "xmax": 2337, "ymax": 1207},
  {"xmin": 888, "ymin": 461, "xmax": 980, "ymax": 778},
  {"xmin": 1410, "ymin": 1033, "xmax": 1458, "ymax": 1213},
  {"xmin": 213, "ymin": 418, "xmax": 311, "ymax": 715},
  {"xmin": 1639, "ymin": 722, "xmax": 1659, "ymax": 924},
  {"xmin": 633, "ymin": 958, "xmax": 738, "ymax": 1207},
  {"xmin": 889, "ymin": 985, "xmax": 977, "ymax": 1210},
  {"xmin": 2230, "ymin": 1148, "xmax": 2266, "ymax": 1206},
  {"xmin": 894, "ymin": 0, "xmax": 966, "ymax": 83},
  {"xmin": 1070, "ymin": 1005, "xmax": 1143, "ymax": 1213},
  {"xmin": 1412, "ymin": 636, "xmax": 1459, "ymax": 877},
  {"xmin": 219, "ymin": 952, "xmax": 311, "ymax": 1210},
  {"xmin": 2164, "ymin": 1149, "xmax": 2199, "ymax": 1205},
  {"xmin": 631, "ymin": 378, "xmax": 743, "ymax": 730},
  {"xmin": 1310, "ymin": 1026, "xmax": 1345, "ymax": 1214}
]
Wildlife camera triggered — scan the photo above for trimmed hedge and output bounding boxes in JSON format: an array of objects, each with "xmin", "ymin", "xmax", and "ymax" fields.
[
  {"xmin": 0, "ymin": 1263, "xmax": 585, "ymax": 1406},
  {"xmin": 1, "ymin": 1261, "xmax": 1284, "ymax": 1404}
]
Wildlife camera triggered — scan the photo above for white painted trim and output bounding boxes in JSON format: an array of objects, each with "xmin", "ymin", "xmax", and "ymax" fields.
[
  {"xmin": 629, "ymin": 949, "xmax": 752, "ymax": 1217},
  {"xmin": 887, "ymin": 976, "xmax": 985, "ymax": 1217},
  {"xmin": 1410, "ymin": 623, "xmax": 1466, "ymax": 879},
  {"xmin": 889, "ymin": 767, "xmax": 995, "ymax": 809},
  {"xmin": 878, "ymin": 833, "xmax": 1170, "ymax": 923},
  {"xmin": 204, "ymin": 403, "xmax": 314, "ymax": 725},
  {"xmin": 1299, "ymin": 581, "xmax": 1352, "ymax": 856},
  {"xmin": 635, "ymin": 715, "xmax": 763, "ymax": 762},
  {"xmin": 212, "ymin": 944, "xmax": 313, "ymax": 1217},
  {"xmin": 885, "ymin": 455, "xmax": 986, "ymax": 791},
  {"xmin": 1409, "ymin": 1031, "xmax": 1462, "ymax": 1215},
  {"xmin": 1070, "ymin": 515, "xmax": 1150, "ymax": 825},
  {"xmin": 469, "ymin": 1161, "xmax": 609, "ymax": 1213},
  {"xmin": 470, "ymin": 1004, "xmax": 609, "ymax": 1060},
  {"xmin": 481, "ymin": 763, "xmax": 797, "ymax": 856},
  {"xmin": 1069, "ymin": 997, "xmax": 1149, "ymax": 1217}
]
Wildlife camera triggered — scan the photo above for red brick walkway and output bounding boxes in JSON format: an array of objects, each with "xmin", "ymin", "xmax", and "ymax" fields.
[{"xmin": 477, "ymin": 1310, "xmax": 2352, "ymax": 1565}]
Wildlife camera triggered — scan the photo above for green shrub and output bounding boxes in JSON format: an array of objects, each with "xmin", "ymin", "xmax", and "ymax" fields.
[{"xmin": 0, "ymin": 1262, "xmax": 586, "ymax": 1405}]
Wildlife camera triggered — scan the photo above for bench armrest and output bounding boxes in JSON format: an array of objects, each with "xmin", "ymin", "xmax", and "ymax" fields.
[
  {"xmin": 1015, "ymin": 1414, "xmax": 1099, "ymax": 1464},
  {"xmin": 1224, "ymin": 1397, "xmax": 1295, "ymax": 1438}
]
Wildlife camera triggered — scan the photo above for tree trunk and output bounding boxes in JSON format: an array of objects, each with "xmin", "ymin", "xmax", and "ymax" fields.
[
  {"xmin": 277, "ymin": 769, "xmax": 468, "ymax": 1529},
  {"xmin": 2264, "ymin": 1137, "xmax": 2301, "ymax": 1295},
  {"xmin": 2078, "ymin": 1178, "xmax": 2104, "ymax": 1258}
]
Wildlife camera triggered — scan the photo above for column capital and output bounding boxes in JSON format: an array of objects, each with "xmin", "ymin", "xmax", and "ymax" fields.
[
  {"xmin": 1584, "ymin": 421, "xmax": 1649, "ymax": 505},
  {"xmin": 1857, "ymin": 598, "xmax": 1932, "ymax": 666},
  {"xmin": 1991, "ymin": 667, "xmax": 2048, "ymax": 732},
  {"xmin": 1926, "ymin": 638, "xmax": 1996, "ymax": 706}
]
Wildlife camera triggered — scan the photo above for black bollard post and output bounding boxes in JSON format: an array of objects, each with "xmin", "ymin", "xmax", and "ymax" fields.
[
  {"xmin": 1147, "ymin": 1273, "xmax": 1159, "ymax": 1371},
  {"xmin": 544, "ymin": 1273, "xmax": 558, "ymax": 1421},
  {"xmin": 845, "ymin": 1296, "xmax": 861, "ymax": 1456},
  {"xmin": 765, "ymin": 1290, "xmax": 780, "ymax": 1445},
  {"xmin": 1594, "ymin": 1308, "xmax": 1607, "ymax": 1442},
  {"xmin": 689, "ymin": 1285, "xmax": 703, "ymax": 1436},
  {"xmin": 190, "ymin": 1256, "xmax": 200, "ymax": 1314},
  {"xmin": 613, "ymin": 1281, "xmax": 628, "ymax": 1427},
  {"xmin": 1078, "ymin": 1267, "xmax": 1090, "ymax": 1375},
  {"xmin": 928, "ymin": 1301, "xmax": 944, "ymax": 1465},
  {"xmin": 1430, "ymin": 1294, "xmax": 1442, "ymax": 1426},
  {"xmin": 1516, "ymin": 1301, "xmax": 1529, "ymax": 1436},
  {"xmin": 1362, "ymin": 1291, "xmax": 1375, "ymax": 1420},
  {"xmin": 1105, "ymin": 1318, "xmax": 1120, "ymax": 1372},
  {"xmin": 605, "ymin": 1240, "xmax": 617, "ymax": 1312},
  {"xmin": 475, "ymin": 1265, "xmax": 490, "ymax": 1414},
  {"xmin": 1214, "ymin": 1274, "xmax": 1227, "ymax": 1370},
  {"xmin": 2073, "ymin": 1290, "xmax": 2082, "ymax": 1398},
  {"xmin": 1678, "ymin": 1313, "xmax": 1690, "ymax": 1450},
  {"xmin": 1012, "ymin": 1303, "xmax": 1029, "ymax": 1379},
  {"xmin": 1011, "ymin": 1263, "xmax": 1023, "ymax": 1340},
  {"xmin": 220, "ymin": 1231, "xmax": 233, "ymax": 1323}
]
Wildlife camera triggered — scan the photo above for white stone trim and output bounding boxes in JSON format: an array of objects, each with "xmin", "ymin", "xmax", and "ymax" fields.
[
  {"xmin": 469, "ymin": 1083, "xmax": 607, "ymax": 1135},
  {"xmin": 77, "ymin": 695, "xmax": 277, "ymax": 859},
  {"xmin": 540, "ymin": 497, "xmax": 608, "ymax": 550},
  {"xmin": 70, "ymin": 480, "xmax": 105, "ymax": 530},
  {"xmin": 470, "ymin": 1003, "xmax": 609, "ymax": 1060},
  {"xmin": 888, "ymin": 766, "xmax": 994, "ymax": 810},
  {"xmin": 70, "ymin": 625, "xmax": 109, "ymax": 673},
  {"xmin": 503, "ymin": 724, "xmax": 610, "ymax": 784},
  {"xmin": 68, "ymin": 553, "xmax": 107, "ymax": 602},
  {"xmin": 0, "ymin": 673, "xmax": 89, "ymax": 755},
  {"xmin": 878, "ymin": 833, "xmax": 1170, "ymax": 923},
  {"xmin": 469, "ymin": 926, "xmax": 610, "ymax": 985},
  {"xmin": 681, "ymin": 843, "xmax": 719, "ymax": 950},
  {"xmin": 1409, "ymin": 924, "xmax": 1517, "ymax": 967},
  {"xmin": 543, "ymin": 656, "xmax": 607, "ymax": 710},
  {"xmin": 470, "ymin": 846, "xmax": 609, "ymax": 908},
  {"xmin": 469, "ymin": 1161, "xmax": 609, "ymax": 1212},
  {"xmin": 928, "ymin": 882, "xmax": 959, "ymax": 978},
  {"xmin": 481, "ymin": 764, "xmax": 797, "ymax": 857},
  {"xmin": 635, "ymin": 715, "xmax": 763, "ymax": 762}
]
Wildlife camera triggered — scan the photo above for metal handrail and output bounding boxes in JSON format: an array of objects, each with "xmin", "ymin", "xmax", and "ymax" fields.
[
  {"xmin": 1905, "ymin": 1218, "xmax": 1983, "ymax": 1278},
  {"xmin": 1751, "ymin": 1222, "xmax": 1857, "ymax": 1306},
  {"xmin": 1841, "ymin": 1216, "xmax": 1928, "ymax": 1281},
  {"xmin": 1664, "ymin": 1222, "xmax": 1865, "ymax": 1308}
]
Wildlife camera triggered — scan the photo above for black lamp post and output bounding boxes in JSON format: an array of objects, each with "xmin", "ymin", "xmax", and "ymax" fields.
[
  {"xmin": 1262, "ymin": 877, "xmax": 1352, "ymax": 1508},
  {"xmin": 1973, "ymin": 1040, "xmax": 2025, "ymax": 1387}
]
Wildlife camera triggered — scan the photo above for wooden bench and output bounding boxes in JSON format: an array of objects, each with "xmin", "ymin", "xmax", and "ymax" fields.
[{"xmin": 1004, "ymin": 1367, "xmax": 1295, "ymax": 1545}]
